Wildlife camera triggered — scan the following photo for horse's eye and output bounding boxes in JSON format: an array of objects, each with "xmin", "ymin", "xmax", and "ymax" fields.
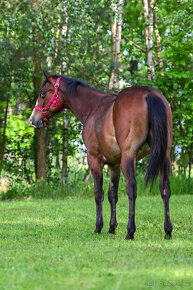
[{"xmin": 40, "ymin": 91, "xmax": 45, "ymax": 98}]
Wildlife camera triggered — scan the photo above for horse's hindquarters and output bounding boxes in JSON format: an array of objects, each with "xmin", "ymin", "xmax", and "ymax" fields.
[{"xmin": 114, "ymin": 88, "xmax": 149, "ymax": 154}]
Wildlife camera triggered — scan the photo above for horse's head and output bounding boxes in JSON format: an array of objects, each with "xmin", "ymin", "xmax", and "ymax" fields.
[{"xmin": 30, "ymin": 71, "xmax": 65, "ymax": 128}]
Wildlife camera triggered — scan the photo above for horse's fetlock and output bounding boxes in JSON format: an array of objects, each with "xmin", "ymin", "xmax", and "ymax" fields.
[
  {"xmin": 164, "ymin": 220, "xmax": 173, "ymax": 232},
  {"xmin": 127, "ymin": 191, "xmax": 137, "ymax": 201}
]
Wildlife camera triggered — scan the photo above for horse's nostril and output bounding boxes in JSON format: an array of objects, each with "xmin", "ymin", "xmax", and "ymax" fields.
[
  {"xmin": 30, "ymin": 116, "xmax": 43, "ymax": 128},
  {"xmin": 36, "ymin": 119, "xmax": 43, "ymax": 128}
]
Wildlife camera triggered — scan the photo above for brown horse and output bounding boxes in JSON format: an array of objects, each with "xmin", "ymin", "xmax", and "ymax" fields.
[{"xmin": 30, "ymin": 71, "xmax": 173, "ymax": 240}]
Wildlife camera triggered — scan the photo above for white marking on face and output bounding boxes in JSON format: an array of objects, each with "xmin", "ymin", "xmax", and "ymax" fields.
[
  {"xmin": 163, "ymin": 189, "xmax": 166, "ymax": 195},
  {"xmin": 29, "ymin": 100, "xmax": 38, "ymax": 124}
]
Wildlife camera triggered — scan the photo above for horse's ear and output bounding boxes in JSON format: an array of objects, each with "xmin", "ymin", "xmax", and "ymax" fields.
[
  {"xmin": 43, "ymin": 70, "xmax": 55, "ymax": 86},
  {"xmin": 43, "ymin": 70, "xmax": 51, "ymax": 80}
]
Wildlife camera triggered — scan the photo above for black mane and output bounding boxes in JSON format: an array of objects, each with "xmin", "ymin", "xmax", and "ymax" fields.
[
  {"xmin": 42, "ymin": 74, "xmax": 117, "ymax": 98},
  {"xmin": 54, "ymin": 74, "xmax": 106, "ymax": 97}
]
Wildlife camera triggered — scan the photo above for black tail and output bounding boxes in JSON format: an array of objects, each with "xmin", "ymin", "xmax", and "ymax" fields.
[{"xmin": 145, "ymin": 95, "xmax": 167, "ymax": 186}]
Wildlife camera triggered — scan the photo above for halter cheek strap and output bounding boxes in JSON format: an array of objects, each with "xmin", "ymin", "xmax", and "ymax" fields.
[{"xmin": 35, "ymin": 77, "xmax": 62, "ymax": 127}]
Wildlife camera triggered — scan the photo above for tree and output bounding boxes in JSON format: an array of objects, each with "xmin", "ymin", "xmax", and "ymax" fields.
[
  {"xmin": 109, "ymin": 0, "xmax": 124, "ymax": 91},
  {"xmin": 32, "ymin": 0, "xmax": 47, "ymax": 180},
  {"xmin": 153, "ymin": 9, "xmax": 163, "ymax": 72},
  {"xmin": 0, "ymin": 97, "xmax": 9, "ymax": 175},
  {"xmin": 142, "ymin": 0, "xmax": 155, "ymax": 81},
  {"xmin": 0, "ymin": 0, "xmax": 192, "ymax": 182}
]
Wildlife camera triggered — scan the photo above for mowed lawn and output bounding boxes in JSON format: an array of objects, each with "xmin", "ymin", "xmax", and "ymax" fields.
[{"xmin": 0, "ymin": 194, "xmax": 192, "ymax": 290}]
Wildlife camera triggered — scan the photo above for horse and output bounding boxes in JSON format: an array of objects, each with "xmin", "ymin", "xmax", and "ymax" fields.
[{"xmin": 30, "ymin": 71, "xmax": 173, "ymax": 240}]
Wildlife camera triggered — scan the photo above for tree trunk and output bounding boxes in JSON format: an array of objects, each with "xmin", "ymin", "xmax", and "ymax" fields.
[
  {"xmin": 36, "ymin": 128, "xmax": 46, "ymax": 180},
  {"xmin": 188, "ymin": 150, "xmax": 192, "ymax": 178},
  {"xmin": 56, "ymin": 151, "xmax": 60, "ymax": 168},
  {"xmin": 33, "ymin": 59, "xmax": 46, "ymax": 180},
  {"xmin": 108, "ymin": 13, "xmax": 117, "ymax": 91},
  {"xmin": 142, "ymin": 0, "xmax": 155, "ymax": 81},
  {"xmin": 60, "ymin": 5, "xmax": 69, "ymax": 185},
  {"xmin": 154, "ymin": 10, "xmax": 163, "ymax": 73},
  {"xmin": 32, "ymin": 0, "xmax": 46, "ymax": 180},
  {"xmin": 142, "ymin": 0, "xmax": 149, "ymax": 49},
  {"xmin": 109, "ymin": 0, "xmax": 124, "ymax": 91},
  {"xmin": 178, "ymin": 158, "xmax": 181, "ymax": 175},
  {"xmin": 182, "ymin": 147, "xmax": 186, "ymax": 176},
  {"xmin": 62, "ymin": 110, "xmax": 68, "ymax": 185},
  {"xmin": 0, "ymin": 97, "xmax": 9, "ymax": 175}
]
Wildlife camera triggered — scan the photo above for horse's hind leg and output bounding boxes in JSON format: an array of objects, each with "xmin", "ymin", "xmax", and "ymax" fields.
[
  {"xmin": 87, "ymin": 154, "xmax": 104, "ymax": 234},
  {"xmin": 159, "ymin": 156, "xmax": 173, "ymax": 239},
  {"xmin": 108, "ymin": 165, "xmax": 120, "ymax": 234},
  {"xmin": 121, "ymin": 150, "xmax": 137, "ymax": 240}
]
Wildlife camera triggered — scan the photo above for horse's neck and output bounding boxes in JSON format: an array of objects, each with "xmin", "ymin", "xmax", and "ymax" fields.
[{"xmin": 67, "ymin": 86, "xmax": 107, "ymax": 123}]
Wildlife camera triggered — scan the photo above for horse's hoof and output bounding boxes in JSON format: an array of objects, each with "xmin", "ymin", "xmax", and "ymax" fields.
[
  {"xmin": 165, "ymin": 231, "xmax": 172, "ymax": 240},
  {"xmin": 125, "ymin": 233, "xmax": 134, "ymax": 240},
  {"xmin": 94, "ymin": 229, "xmax": 101, "ymax": 234},
  {"xmin": 108, "ymin": 228, "xmax": 116, "ymax": 234}
]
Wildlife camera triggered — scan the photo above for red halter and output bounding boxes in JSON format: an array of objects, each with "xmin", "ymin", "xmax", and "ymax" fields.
[{"xmin": 35, "ymin": 77, "xmax": 62, "ymax": 127}]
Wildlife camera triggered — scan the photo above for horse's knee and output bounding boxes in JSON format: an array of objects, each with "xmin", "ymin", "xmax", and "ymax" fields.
[
  {"xmin": 108, "ymin": 188, "xmax": 118, "ymax": 203},
  {"xmin": 126, "ymin": 178, "xmax": 137, "ymax": 200},
  {"xmin": 94, "ymin": 189, "xmax": 104, "ymax": 204}
]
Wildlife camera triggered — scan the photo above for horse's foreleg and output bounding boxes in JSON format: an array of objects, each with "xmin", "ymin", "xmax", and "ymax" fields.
[
  {"xmin": 159, "ymin": 157, "xmax": 173, "ymax": 239},
  {"xmin": 121, "ymin": 151, "xmax": 137, "ymax": 240},
  {"xmin": 108, "ymin": 165, "xmax": 120, "ymax": 234},
  {"xmin": 87, "ymin": 154, "xmax": 104, "ymax": 234}
]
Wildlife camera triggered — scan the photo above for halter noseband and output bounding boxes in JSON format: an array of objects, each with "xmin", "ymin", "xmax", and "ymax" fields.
[{"xmin": 35, "ymin": 77, "xmax": 62, "ymax": 127}]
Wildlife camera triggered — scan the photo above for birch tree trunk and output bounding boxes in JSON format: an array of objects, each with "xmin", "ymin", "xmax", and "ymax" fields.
[
  {"xmin": 154, "ymin": 10, "xmax": 163, "ymax": 73},
  {"xmin": 60, "ymin": 3, "xmax": 69, "ymax": 185},
  {"xmin": 142, "ymin": 0, "xmax": 149, "ymax": 49},
  {"xmin": 108, "ymin": 6, "xmax": 116, "ymax": 91},
  {"xmin": 109, "ymin": 0, "xmax": 124, "ymax": 91},
  {"xmin": 142, "ymin": 0, "xmax": 155, "ymax": 81}
]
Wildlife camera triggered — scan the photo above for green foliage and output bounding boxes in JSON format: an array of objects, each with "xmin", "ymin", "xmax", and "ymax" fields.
[
  {"xmin": 1, "ymin": 169, "xmax": 192, "ymax": 201},
  {"xmin": 6, "ymin": 115, "xmax": 34, "ymax": 157},
  {"xmin": 3, "ymin": 114, "xmax": 35, "ymax": 181},
  {"xmin": 0, "ymin": 196, "xmax": 192, "ymax": 289},
  {"xmin": 0, "ymin": 0, "xmax": 192, "ymax": 181}
]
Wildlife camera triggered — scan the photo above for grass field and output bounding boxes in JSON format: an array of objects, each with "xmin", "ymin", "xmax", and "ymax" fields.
[{"xmin": 0, "ymin": 195, "xmax": 192, "ymax": 289}]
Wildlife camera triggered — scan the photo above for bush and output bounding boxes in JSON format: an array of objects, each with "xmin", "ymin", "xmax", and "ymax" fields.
[{"xmin": 0, "ymin": 168, "xmax": 192, "ymax": 200}]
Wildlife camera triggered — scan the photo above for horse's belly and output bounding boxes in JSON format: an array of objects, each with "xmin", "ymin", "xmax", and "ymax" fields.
[{"xmin": 102, "ymin": 140, "xmax": 149, "ymax": 164}]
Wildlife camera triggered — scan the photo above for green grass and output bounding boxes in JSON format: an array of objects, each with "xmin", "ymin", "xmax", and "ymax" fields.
[{"xmin": 0, "ymin": 195, "xmax": 192, "ymax": 289}]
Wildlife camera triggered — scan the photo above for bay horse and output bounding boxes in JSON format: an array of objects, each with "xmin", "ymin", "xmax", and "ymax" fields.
[{"xmin": 30, "ymin": 71, "xmax": 173, "ymax": 240}]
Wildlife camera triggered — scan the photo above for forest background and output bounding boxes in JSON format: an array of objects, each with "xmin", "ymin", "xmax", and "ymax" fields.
[{"xmin": 0, "ymin": 0, "xmax": 192, "ymax": 199}]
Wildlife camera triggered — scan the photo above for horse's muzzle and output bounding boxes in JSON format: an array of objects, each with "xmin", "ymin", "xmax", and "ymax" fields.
[{"xmin": 29, "ymin": 115, "xmax": 44, "ymax": 129}]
